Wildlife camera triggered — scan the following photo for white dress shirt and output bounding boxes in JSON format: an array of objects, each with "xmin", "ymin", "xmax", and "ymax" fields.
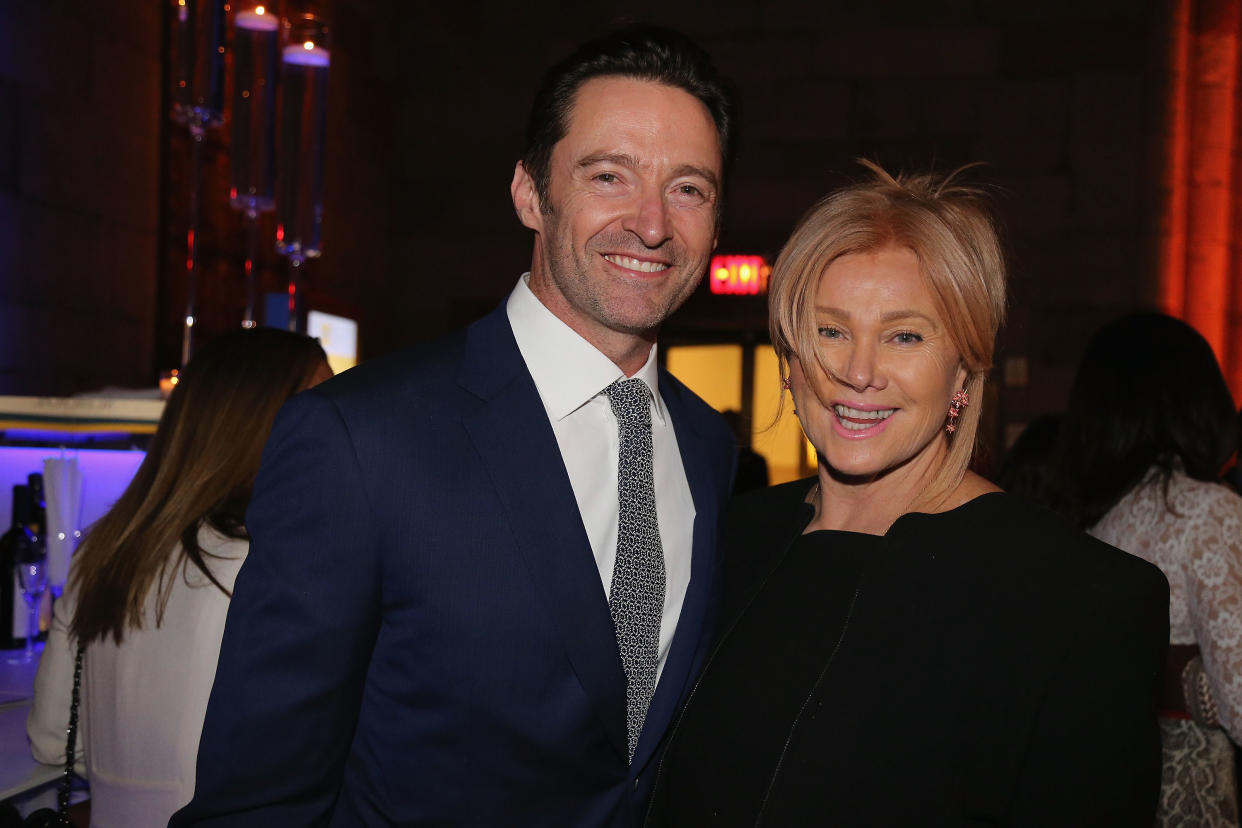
[{"xmin": 507, "ymin": 274, "xmax": 696, "ymax": 681}]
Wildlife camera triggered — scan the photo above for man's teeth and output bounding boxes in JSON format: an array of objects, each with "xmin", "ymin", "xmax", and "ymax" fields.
[
  {"xmin": 833, "ymin": 404, "xmax": 895, "ymax": 431},
  {"xmin": 604, "ymin": 255, "xmax": 668, "ymax": 273}
]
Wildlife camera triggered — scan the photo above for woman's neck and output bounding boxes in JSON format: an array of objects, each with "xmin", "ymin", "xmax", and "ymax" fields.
[{"xmin": 805, "ymin": 457, "xmax": 998, "ymax": 536}]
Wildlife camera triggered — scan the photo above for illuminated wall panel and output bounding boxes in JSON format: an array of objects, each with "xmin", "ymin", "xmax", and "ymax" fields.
[
  {"xmin": 665, "ymin": 345, "xmax": 743, "ymax": 413},
  {"xmin": 751, "ymin": 346, "xmax": 811, "ymax": 486}
]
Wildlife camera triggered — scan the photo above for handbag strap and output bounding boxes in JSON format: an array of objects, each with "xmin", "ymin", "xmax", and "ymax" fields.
[{"xmin": 58, "ymin": 643, "xmax": 85, "ymax": 816}]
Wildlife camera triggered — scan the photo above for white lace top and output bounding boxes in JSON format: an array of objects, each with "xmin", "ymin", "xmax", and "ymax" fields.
[{"xmin": 1090, "ymin": 470, "xmax": 1242, "ymax": 743}]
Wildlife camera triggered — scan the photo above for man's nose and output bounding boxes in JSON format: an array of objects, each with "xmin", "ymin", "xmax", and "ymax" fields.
[{"xmin": 623, "ymin": 187, "xmax": 673, "ymax": 248}]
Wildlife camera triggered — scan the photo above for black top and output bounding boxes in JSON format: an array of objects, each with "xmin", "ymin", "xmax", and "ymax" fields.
[{"xmin": 647, "ymin": 479, "xmax": 1170, "ymax": 827}]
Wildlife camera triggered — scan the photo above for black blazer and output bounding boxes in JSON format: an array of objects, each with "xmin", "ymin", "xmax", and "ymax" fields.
[{"xmin": 648, "ymin": 478, "xmax": 1170, "ymax": 827}]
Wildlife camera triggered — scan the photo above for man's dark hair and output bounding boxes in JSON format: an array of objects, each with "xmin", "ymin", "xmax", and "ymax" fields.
[
  {"xmin": 1049, "ymin": 311, "xmax": 1239, "ymax": 529},
  {"xmin": 521, "ymin": 25, "xmax": 736, "ymax": 210}
]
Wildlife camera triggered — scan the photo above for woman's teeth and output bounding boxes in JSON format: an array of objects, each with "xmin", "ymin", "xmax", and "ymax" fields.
[
  {"xmin": 604, "ymin": 254, "xmax": 668, "ymax": 273},
  {"xmin": 833, "ymin": 404, "xmax": 895, "ymax": 431}
]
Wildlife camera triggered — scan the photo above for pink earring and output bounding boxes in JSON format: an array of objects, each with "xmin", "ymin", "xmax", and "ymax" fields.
[
  {"xmin": 945, "ymin": 389, "xmax": 969, "ymax": 434},
  {"xmin": 781, "ymin": 377, "xmax": 791, "ymax": 390}
]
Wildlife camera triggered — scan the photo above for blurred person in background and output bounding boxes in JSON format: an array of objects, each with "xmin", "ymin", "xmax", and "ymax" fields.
[
  {"xmin": 647, "ymin": 163, "xmax": 1168, "ymax": 826},
  {"xmin": 1050, "ymin": 311, "xmax": 1242, "ymax": 827},
  {"xmin": 722, "ymin": 409, "xmax": 769, "ymax": 494},
  {"xmin": 995, "ymin": 413, "xmax": 1061, "ymax": 508},
  {"xmin": 27, "ymin": 328, "xmax": 329, "ymax": 828}
]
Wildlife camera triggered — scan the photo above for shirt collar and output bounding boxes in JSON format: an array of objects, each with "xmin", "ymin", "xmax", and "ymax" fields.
[{"xmin": 506, "ymin": 274, "xmax": 666, "ymax": 424}]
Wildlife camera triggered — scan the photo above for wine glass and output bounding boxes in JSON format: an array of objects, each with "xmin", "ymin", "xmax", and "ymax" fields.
[{"xmin": 16, "ymin": 555, "xmax": 47, "ymax": 663}]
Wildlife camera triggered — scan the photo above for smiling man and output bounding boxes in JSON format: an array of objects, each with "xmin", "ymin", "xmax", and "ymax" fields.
[{"xmin": 171, "ymin": 26, "xmax": 738, "ymax": 828}]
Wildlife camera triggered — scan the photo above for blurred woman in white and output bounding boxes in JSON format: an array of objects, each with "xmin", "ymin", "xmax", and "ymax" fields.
[
  {"xmin": 28, "ymin": 328, "xmax": 330, "ymax": 828},
  {"xmin": 1052, "ymin": 311, "xmax": 1242, "ymax": 826}
]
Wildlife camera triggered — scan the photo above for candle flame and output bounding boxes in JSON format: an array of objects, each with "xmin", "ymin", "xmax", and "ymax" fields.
[
  {"xmin": 255, "ymin": 4, "xmax": 265, "ymax": 13},
  {"xmin": 303, "ymin": 40, "xmax": 315, "ymax": 50}
]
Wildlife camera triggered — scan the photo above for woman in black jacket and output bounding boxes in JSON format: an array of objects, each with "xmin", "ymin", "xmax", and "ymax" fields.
[{"xmin": 647, "ymin": 162, "xmax": 1169, "ymax": 827}]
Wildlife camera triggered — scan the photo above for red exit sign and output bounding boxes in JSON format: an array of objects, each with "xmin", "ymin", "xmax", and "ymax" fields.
[{"xmin": 709, "ymin": 255, "xmax": 769, "ymax": 295}]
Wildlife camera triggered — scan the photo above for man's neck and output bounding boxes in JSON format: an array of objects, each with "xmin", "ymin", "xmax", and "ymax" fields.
[{"xmin": 526, "ymin": 270, "xmax": 658, "ymax": 377}]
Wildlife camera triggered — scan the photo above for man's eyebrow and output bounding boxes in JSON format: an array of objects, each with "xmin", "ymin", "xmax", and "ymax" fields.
[
  {"xmin": 577, "ymin": 153, "xmax": 639, "ymax": 171},
  {"xmin": 576, "ymin": 155, "xmax": 720, "ymax": 191},
  {"xmin": 670, "ymin": 164, "xmax": 719, "ymax": 191}
]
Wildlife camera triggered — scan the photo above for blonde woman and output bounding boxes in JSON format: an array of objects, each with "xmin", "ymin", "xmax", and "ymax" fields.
[{"xmin": 647, "ymin": 163, "xmax": 1168, "ymax": 826}]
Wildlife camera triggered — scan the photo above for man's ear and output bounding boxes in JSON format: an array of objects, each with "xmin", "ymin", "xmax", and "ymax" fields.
[{"xmin": 511, "ymin": 161, "xmax": 543, "ymax": 233}]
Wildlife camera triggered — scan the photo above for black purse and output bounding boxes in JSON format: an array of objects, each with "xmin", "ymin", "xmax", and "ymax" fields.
[{"xmin": 23, "ymin": 644, "xmax": 85, "ymax": 828}]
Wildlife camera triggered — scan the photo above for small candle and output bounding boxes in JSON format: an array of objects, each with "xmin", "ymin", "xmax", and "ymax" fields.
[
  {"xmin": 236, "ymin": 8, "xmax": 278, "ymax": 32},
  {"xmin": 283, "ymin": 43, "xmax": 330, "ymax": 67}
]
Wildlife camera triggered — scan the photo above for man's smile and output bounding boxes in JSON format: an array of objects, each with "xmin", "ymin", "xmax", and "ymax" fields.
[{"xmin": 602, "ymin": 254, "xmax": 670, "ymax": 273}]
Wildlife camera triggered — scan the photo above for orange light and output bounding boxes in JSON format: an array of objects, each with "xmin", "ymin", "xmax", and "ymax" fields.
[
  {"xmin": 1159, "ymin": 0, "xmax": 1242, "ymax": 397},
  {"xmin": 708, "ymin": 255, "xmax": 769, "ymax": 295},
  {"xmin": 303, "ymin": 40, "xmax": 315, "ymax": 50},
  {"xmin": 255, "ymin": 4, "xmax": 265, "ymax": 13}
]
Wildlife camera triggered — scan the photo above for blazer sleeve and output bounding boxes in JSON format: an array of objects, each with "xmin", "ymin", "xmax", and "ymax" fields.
[
  {"xmin": 1008, "ymin": 561, "xmax": 1169, "ymax": 827},
  {"xmin": 170, "ymin": 390, "xmax": 383, "ymax": 826}
]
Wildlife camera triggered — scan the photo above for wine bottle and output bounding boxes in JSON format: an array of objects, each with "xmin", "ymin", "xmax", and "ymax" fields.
[
  {"xmin": 0, "ymin": 485, "xmax": 34, "ymax": 649},
  {"xmin": 26, "ymin": 473, "xmax": 49, "ymax": 640}
]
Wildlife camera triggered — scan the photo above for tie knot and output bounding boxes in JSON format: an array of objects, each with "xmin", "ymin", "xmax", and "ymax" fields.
[{"xmin": 603, "ymin": 378, "xmax": 651, "ymax": 426}]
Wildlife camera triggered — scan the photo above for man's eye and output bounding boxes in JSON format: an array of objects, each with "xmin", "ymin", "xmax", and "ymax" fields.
[
  {"xmin": 594, "ymin": 172, "xmax": 619, "ymax": 184},
  {"xmin": 677, "ymin": 184, "xmax": 704, "ymax": 198}
]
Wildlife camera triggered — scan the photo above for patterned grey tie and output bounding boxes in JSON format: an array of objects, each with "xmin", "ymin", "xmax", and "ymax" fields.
[{"xmin": 603, "ymin": 377, "xmax": 665, "ymax": 763}]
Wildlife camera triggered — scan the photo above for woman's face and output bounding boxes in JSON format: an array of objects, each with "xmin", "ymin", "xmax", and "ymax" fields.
[{"xmin": 790, "ymin": 245, "xmax": 967, "ymax": 483}]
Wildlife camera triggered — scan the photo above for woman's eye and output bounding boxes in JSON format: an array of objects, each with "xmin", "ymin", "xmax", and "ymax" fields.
[
  {"xmin": 817, "ymin": 326, "xmax": 843, "ymax": 339},
  {"xmin": 893, "ymin": 331, "xmax": 923, "ymax": 344}
]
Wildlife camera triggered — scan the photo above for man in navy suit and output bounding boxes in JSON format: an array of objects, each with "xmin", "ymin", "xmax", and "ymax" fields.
[{"xmin": 172, "ymin": 26, "xmax": 737, "ymax": 826}]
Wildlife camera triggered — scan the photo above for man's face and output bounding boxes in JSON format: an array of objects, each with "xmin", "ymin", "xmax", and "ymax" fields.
[{"xmin": 513, "ymin": 76, "xmax": 723, "ymax": 353}]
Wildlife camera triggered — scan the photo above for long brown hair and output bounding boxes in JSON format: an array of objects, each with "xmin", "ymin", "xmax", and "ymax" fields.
[{"xmin": 70, "ymin": 328, "xmax": 328, "ymax": 645}]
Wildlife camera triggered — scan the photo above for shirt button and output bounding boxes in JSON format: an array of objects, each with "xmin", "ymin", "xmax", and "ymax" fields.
[{"xmin": 633, "ymin": 778, "xmax": 640, "ymax": 792}]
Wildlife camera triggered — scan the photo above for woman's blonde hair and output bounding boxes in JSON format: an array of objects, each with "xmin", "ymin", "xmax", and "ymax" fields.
[
  {"xmin": 69, "ymin": 328, "xmax": 327, "ymax": 645},
  {"xmin": 769, "ymin": 160, "xmax": 1007, "ymax": 505}
]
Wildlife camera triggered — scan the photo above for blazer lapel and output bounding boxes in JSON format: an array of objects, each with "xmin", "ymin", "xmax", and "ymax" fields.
[
  {"xmin": 458, "ymin": 306, "xmax": 628, "ymax": 759},
  {"xmin": 631, "ymin": 370, "xmax": 723, "ymax": 772}
]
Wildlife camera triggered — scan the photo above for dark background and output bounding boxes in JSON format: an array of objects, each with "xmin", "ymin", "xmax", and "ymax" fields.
[{"xmin": 0, "ymin": 0, "xmax": 1171, "ymax": 454}]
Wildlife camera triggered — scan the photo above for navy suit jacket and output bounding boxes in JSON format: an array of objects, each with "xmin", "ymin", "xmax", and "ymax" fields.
[{"xmin": 171, "ymin": 304, "xmax": 736, "ymax": 826}]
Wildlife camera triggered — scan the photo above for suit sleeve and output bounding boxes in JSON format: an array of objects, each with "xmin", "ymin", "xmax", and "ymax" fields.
[
  {"xmin": 1009, "ymin": 562, "xmax": 1169, "ymax": 827},
  {"xmin": 170, "ymin": 390, "xmax": 382, "ymax": 826}
]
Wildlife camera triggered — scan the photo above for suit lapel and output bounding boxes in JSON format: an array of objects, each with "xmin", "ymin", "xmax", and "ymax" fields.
[
  {"xmin": 631, "ymin": 370, "xmax": 723, "ymax": 772},
  {"xmin": 458, "ymin": 306, "xmax": 629, "ymax": 759}
]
